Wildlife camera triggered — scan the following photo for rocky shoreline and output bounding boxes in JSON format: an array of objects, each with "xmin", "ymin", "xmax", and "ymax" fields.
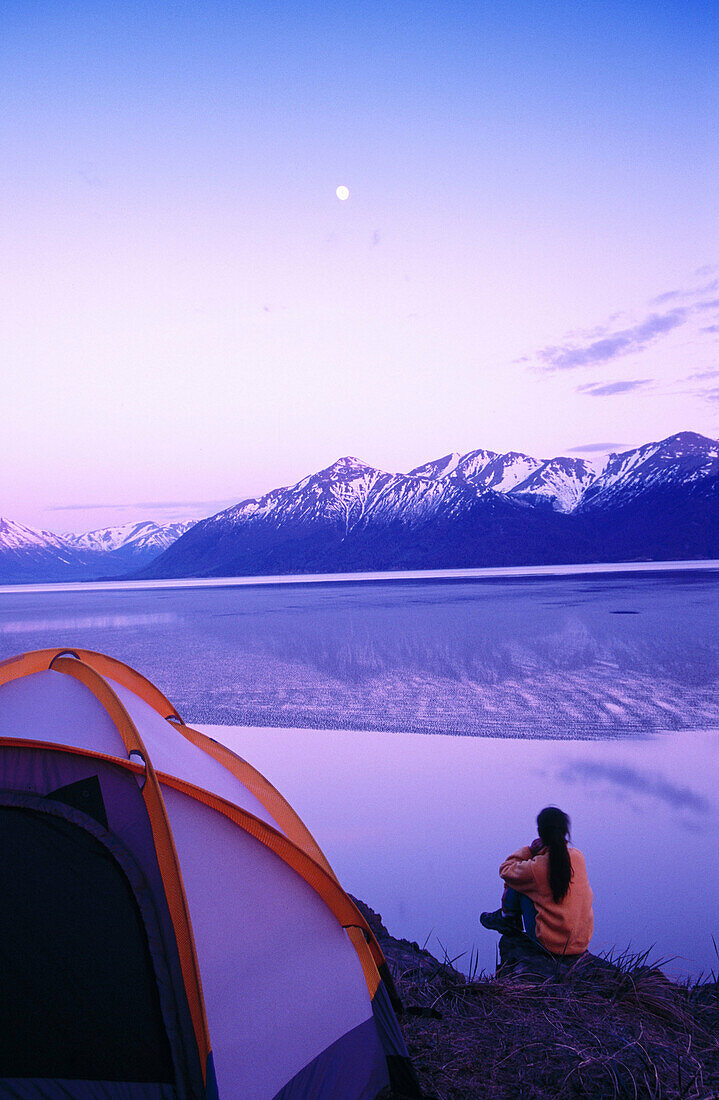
[{"xmin": 352, "ymin": 899, "xmax": 719, "ymax": 1099}]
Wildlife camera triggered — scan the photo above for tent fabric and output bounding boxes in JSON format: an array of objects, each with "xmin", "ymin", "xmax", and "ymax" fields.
[
  {"xmin": 370, "ymin": 980, "xmax": 423, "ymax": 1096},
  {"xmin": 0, "ymin": 648, "xmax": 418, "ymax": 1099},
  {"xmin": 40, "ymin": 656, "xmax": 214, "ymax": 1079},
  {"xmin": 0, "ymin": 670, "xmax": 128, "ymax": 758},
  {"xmin": 108, "ymin": 681, "xmax": 283, "ymax": 831},
  {"xmin": 161, "ymin": 785, "xmax": 378, "ymax": 1098},
  {"xmin": 270, "ymin": 1019, "xmax": 388, "ymax": 1100},
  {"xmin": 172, "ymin": 721, "xmax": 336, "ymax": 875}
]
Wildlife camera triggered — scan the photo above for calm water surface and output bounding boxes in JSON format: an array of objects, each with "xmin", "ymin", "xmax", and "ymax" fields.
[
  {"xmin": 208, "ymin": 723, "xmax": 719, "ymax": 981},
  {"xmin": 1, "ymin": 568, "xmax": 717, "ymax": 736},
  {"xmin": 1, "ymin": 568, "xmax": 717, "ymax": 976}
]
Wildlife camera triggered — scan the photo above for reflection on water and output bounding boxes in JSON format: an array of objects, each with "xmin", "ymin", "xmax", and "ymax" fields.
[
  {"xmin": 208, "ymin": 724, "xmax": 719, "ymax": 980},
  {"xmin": 0, "ymin": 613, "xmax": 177, "ymax": 634},
  {"xmin": 0, "ymin": 572, "xmax": 716, "ymax": 736},
  {"xmin": 558, "ymin": 760, "xmax": 711, "ymax": 814},
  {"xmin": 0, "ymin": 572, "xmax": 716, "ymax": 977}
]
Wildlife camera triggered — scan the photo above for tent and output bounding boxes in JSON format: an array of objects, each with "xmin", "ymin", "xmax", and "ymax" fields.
[{"xmin": 0, "ymin": 647, "xmax": 419, "ymax": 1099}]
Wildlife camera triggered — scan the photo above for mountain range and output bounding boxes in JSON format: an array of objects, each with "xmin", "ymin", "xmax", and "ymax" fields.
[
  {"xmin": 0, "ymin": 519, "xmax": 193, "ymax": 584},
  {"xmin": 2, "ymin": 432, "xmax": 717, "ymax": 584}
]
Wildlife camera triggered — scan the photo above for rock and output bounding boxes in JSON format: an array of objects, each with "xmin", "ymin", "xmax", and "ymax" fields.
[
  {"xmin": 497, "ymin": 932, "xmax": 620, "ymax": 981},
  {"xmin": 350, "ymin": 896, "xmax": 464, "ymax": 986}
]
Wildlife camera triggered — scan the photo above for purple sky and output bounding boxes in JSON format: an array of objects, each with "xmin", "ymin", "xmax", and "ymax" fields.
[{"xmin": 2, "ymin": 2, "xmax": 718, "ymax": 532}]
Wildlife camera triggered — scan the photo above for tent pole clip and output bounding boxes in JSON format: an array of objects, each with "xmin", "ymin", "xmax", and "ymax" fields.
[
  {"xmin": 49, "ymin": 650, "xmax": 81, "ymax": 668},
  {"xmin": 128, "ymin": 748, "xmax": 147, "ymax": 789}
]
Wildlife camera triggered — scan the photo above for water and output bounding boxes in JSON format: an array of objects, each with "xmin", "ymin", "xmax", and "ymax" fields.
[
  {"xmin": 206, "ymin": 723, "xmax": 719, "ymax": 981},
  {"xmin": 1, "ymin": 568, "xmax": 717, "ymax": 736},
  {"xmin": 1, "ymin": 567, "xmax": 718, "ymax": 976}
]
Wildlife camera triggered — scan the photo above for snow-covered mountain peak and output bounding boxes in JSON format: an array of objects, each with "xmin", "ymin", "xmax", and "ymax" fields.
[
  {"xmin": 0, "ymin": 517, "xmax": 70, "ymax": 552},
  {"xmin": 454, "ymin": 450, "xmax": 542, "ymax": 493},
  {"xmin": 67, "ymin": 519, "xmax": 194, "ymax": 554},
  {"xmin": 453, "ymin": 449, "xmax": 499, "ymax": 483},
  {"xmin": 652, "ymin": 430, "xmax": 719, "ymax": 459},
  {"xmin": 578, "ymin": 430, "xmax": 719, "ymax": 512},
  {"xmin": 512, "ymin": 456, "xmax": 596, "ymax": 512},
  {"xmin": 4, "ymin": 429, "xmax": 718, "ymax": 585},
  {"xmin": 409, "ymin": 453, "xmax": 462, "ymax": 480},
  {"xmin": 318, "ymin": 456, "xmax": 378, "ymax": 477}
]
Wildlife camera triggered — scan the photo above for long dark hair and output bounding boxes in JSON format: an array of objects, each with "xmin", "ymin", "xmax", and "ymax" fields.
[{"xmin": 537, "ymin": 806, "xmax": 572, "ymax": 903}]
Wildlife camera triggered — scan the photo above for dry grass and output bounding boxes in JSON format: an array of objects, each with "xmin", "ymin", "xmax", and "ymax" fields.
[
  {"xmin": 352, "ymin": 900, "xmax": 719, "ymax": 1100},
  {"xmin": 396, "ymin": 958, "xmax": 718, "ymax": 1099}
]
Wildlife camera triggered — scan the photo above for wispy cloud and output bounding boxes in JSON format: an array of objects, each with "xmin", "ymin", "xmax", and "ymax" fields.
[
  {"xmin": 668, "ymin": 366, "xmax": 719, "ymax": 405},
  {"xmin": 560, "ymin": 760, "xmax": 710, "ymax": 814},
  {"xmin": 527, "ymin": 270, "xmax": 719, "ymax": 373},
  {"xmin": 577, "ymin": 379, "xmax": 652, "ymax": 397},
  {"xmin": 650, "ymin": 276, "xmax": 718, "ymax": 306},
  {"xmin": 650, "ymin": 289, "xmax": 682, "ymax": 304},
  {"xmin": 537, "ymin": 310, "xmax": 688, "ymax": 371},
  {"xmin": 566, "ymin": 442, "xmax": 627, "ymax": 453},
  {"xmin": 49, "ymin": 499, "xmax": 234, "ymax": 513},
  {"xmin": 687, "ymin": 368, "xmax": 719, "ymax": 380}
]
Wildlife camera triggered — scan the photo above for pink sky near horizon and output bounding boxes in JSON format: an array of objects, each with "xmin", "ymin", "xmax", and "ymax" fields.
[{"xmin": 2, "ymin": 2, "xmax": 718, "ymax": 533}]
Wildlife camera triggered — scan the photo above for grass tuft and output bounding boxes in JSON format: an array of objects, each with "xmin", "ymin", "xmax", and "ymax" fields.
[{"xmin": 351, "ymin": 899, "xmax": 719, "ymax": 1099}]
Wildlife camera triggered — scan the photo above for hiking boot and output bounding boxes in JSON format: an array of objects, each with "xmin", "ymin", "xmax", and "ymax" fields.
[{"xmin": 480, "ymin": 908, "xmax": 523, "ymax": 935}]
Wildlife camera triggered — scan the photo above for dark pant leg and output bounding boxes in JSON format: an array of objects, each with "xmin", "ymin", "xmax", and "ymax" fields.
[
  {"xmin": 502, "ymin": 885, "xmax": 522, "ymax": 916},
  {"xmin": 502, "ymin": 886, "xmax": 538, "ymax": 941},
  {"xmin": 518, "ymin": 893, "xmax": 537, "ymax": 941}
]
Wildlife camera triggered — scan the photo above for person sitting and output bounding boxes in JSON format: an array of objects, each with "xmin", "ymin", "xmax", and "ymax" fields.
[{"xmin": 480, "ymin": 806, "xmax": 593, "ymax": 956}]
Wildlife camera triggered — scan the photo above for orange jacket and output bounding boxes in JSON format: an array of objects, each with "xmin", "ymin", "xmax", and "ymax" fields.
[{"xmin": 499, "ymin": 845, "xmax": 594, "ymax": 955}]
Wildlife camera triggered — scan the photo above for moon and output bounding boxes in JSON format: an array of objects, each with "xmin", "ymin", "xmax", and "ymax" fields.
[{"xmin": 336, "ymin": 185, "xmax": 350, "ymax": 201}]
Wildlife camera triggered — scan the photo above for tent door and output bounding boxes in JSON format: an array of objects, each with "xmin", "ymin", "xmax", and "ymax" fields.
[{"xmin": 0, "ymin": 805, "xmax": 176, "ymax": 1090}]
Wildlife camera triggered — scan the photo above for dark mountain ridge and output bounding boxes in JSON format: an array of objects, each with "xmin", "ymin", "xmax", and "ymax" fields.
[
  {"xmin": 3, "ymin": 432, "xmax": 717, "ymax": 584},
  {"xmin": 136, "ymin": 431, "xmax": 719, "ymax": 580}
]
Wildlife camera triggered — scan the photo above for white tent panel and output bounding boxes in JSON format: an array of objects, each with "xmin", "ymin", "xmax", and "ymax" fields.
[
  {"xmin": 0, "ymin": 671, "xmax": 127, "ymax": 759},
  {"xmin": 110, "ymin": 680, "xmax": 282, "ymax": 830},
  {"xmin": 162, "ymin": 785, "xmax": 373, "ymax": 1099}
]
